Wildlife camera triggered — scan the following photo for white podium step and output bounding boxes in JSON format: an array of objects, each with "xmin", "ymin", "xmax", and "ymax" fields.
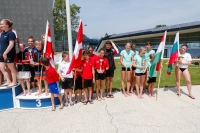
[
  {"xmin": 0, "ymin": 84, "xmax": 23, "ymax": 111},
  {"xmin": 15, "ymin": 90, "xmax": 64, "ymax": 109}
]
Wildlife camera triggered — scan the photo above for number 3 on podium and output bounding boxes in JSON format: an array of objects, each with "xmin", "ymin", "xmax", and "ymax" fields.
[{"xmin": 36, "ymin": 99, "xmax": 42, "ymax": 107}]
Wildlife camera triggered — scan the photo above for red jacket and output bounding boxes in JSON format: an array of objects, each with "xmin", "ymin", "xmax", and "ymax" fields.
[{"xmin": 94, "ymin": 56, "xmax": 109, "ymax": 73}]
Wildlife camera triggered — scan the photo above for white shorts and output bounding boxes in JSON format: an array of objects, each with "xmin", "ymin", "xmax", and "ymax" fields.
[{"xmin": 18, "ymin": 71, "xmax": 31, "ymax": 79}]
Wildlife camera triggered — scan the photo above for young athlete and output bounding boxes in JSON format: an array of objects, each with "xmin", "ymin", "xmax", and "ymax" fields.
[
  {"xmin": 25, "ymin": 36, "xmax": 38, "ymax": 92},
  {"xmin": 104, "ymin": 40, "xmax": 119, "ymax": 98},
  {"xmin": 0, "ymin": 19, "xmax": 17, "ymax": 87},
  {"xmin": 33, "ymin": 41, "xmax": 48, "ymax": 96},
  {"xmin": 132, "ymin": 47, "xmax": 147, "ymax": 98},
  {"xmin": 40, "ymin": 57, "xmax": 64, "ymax": 111},
  {"xmin": 15, "ymin": 43, "xmax": 31, "ymax": 96},
  {"xmin": 74, "ymin": 71, "xmax": 83, "ymax": 103},
  {"xmin": 58, "ymin": 52, "xmax": 74, "ymax": 106},
  {"xmin": 144, "ymin": 41, "xmax": 155, "ymax": 93},
  {"xmin": 130, "ymin": 44, "xmax": 139, "ymax": 94},
  {"xmin": 88, "ymin": 46, "xmax": 97, "ymax": 99},
  {"xmin": 80, "ymin": 50, "xmax": 95, "ymax": 105},
  {"xmin": 74, "ymin": 53, "xmax": 84, "ymax": 103},
  {"xmin": 0, "ymin": 26, "xmax": 4, "ymax": 85},
  {"xmin": 94, "ymin": 48, "xmax": 109, "ymax": 100},
  {"xmin": 120, "ymin": 43, "xmax": 134, "ymax": 97},
  {"xmin": 175, "ymin": 44, "xmax": 195, "ymax": 99},
  {"xmin": 147, "ymin": 54, "xmax": 157, "ymax": 97}
]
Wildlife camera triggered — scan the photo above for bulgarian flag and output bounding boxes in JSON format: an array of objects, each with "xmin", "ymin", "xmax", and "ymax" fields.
[
  {"xmin": 43, "ymin": 21, "xmax": 55, "ymax": 68},
  {"xmin": 66, "ymin": 19, "xmax": 83, "ymax": 74},
  {"xmin": 149, "ymin": 31, "xmax": 167, "ymax": 78},
  {"xmin": 167, "ymin": 32, "xmax": 179, "ymax": 75}
]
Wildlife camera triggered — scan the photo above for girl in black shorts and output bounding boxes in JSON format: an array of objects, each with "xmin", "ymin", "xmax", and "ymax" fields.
[
  {"xmin": 94, "ymin": 48, "xmax": 109, "ymax": 101},
  {"xmin": 132, "ymin": 47, "xmax": 147, "ymax": 98},
  {"xmin": 147, "ymin": 54, "xmax": 157, "ymax": 97},
  {"xmin": 0, "ymin": 19, "xmax": 17, "ymax": 87}
]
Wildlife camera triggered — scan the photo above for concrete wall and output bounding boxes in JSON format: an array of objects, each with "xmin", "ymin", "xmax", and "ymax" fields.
[{"xmin": 0, "ymin": 0, "xmax": 55, "ymax": 47}]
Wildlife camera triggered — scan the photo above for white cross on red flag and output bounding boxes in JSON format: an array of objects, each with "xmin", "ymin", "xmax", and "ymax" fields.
[
  {"xmin": 43, "ymin": 21, "xmax": 55, "ymax": 68},
  {"xmin": 66, "ymin": 19, "xmax": 83, "ymax": 74}
]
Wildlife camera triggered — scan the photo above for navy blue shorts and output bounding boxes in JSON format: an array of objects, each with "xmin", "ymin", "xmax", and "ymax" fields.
[{"xmin": 48, "ymin": 82, "xmax": 61, "ymax": 94}]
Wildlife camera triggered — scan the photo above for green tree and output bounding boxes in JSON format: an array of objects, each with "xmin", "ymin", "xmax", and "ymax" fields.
[
  {"xmin": 53, "ymin": 0, "xmax": 81, "ymax": 40},
  {"xmin": 156, "ymin": 24, "xmax": 166, "ymax": 28}
]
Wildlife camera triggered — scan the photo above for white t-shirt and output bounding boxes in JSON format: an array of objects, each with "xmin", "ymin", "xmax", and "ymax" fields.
[
  {"xmin": 57, "ymin": 61, "xmax": 73, "ymax": 78},
  {"xmin": 180, "ymin": 53, "xmax": 192, "ymax": 68}
]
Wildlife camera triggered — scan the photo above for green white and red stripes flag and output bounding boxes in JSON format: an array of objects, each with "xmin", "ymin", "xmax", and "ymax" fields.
[
  {"xmin": 167, "ymin": 32, "xmax": 179, "ymax": 75},
  {"xmin": 149, "ymin": 31, "xmax": 167, "ymax": 78}
]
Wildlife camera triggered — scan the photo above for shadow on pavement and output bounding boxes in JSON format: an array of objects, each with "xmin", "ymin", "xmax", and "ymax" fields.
[{"xmin": 163, "ymin": 87, "xmax": 188, "ymax": 96}]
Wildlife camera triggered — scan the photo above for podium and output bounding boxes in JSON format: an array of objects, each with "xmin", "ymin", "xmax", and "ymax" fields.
[
  {"xmin": 0, "ymin": 84, "xmax": 23, "ymax": 111},
  {"xmin": 15, "ymin": 90, "xmax": 64, "ymax": 109},
  {"xmin": 0, "ymin": 84, "xmax": 64, "ymax": 110}
]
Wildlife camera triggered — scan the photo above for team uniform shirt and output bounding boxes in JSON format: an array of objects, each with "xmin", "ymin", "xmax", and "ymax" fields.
[
  {"xmin": 120, "ymin": 50, "xmax": 134, "ymax": 68},
  {"xmin": 81, "ymin": 60, "xmax": 94, "ymax": 79},
  {"xmin": 105, "ymin": 42, "xmax": 119, "ymax": 70},
  {"xmin": 94, "ymin": 56, "xmax": 109, "ymax": 73},
  {"xmin": 148, "ymin": 61, "xmax": 157, "ymax": 77},
  {"xmin": 145, "ymin": 49, "xmax": 155, "ymax": 62},
  {"xmin": 15, "ymin": 51, "xmax": 31, "ymax": 71},
  {"xmin": 0, "ymin": 30, "xmax": 16, "ymax": 57},
  {"xmin": 57, "ymin": 60, "xmax": 73, "ymax": 78},
  {"xmin": 179, "ymin": 53, "xmax": 192, "ymax": 68},
  {"xmin": 24, "ymin": 46, "xmax": 37, "ymax": 58},
  {"xmin": 45, "ymin": 65, "xmax": 59, "ymax": 84},
  {"xmin": 133, "ymin": 50, "xmax": 139, "ymax": 56},
  {"xmin": 33, "ymin": 50, "xmax": 44, "ymax": 71},
  {"xmin": 134, "ymin": 54, "xmax": 147, "ymax": 73},
  {"xmin": 89, "ymin": 53, "xmax": 98, "ymax": 64}
]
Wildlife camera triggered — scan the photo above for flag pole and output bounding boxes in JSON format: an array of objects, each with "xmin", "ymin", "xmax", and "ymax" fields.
[
  {"xmin": 177, "ymin": 32, "xmax": 181, "ymax": 97},
  {"xmin": 66, "ymin": 0, "xmax": 73, "ymax": 57},
  {"xmin": 39, "ymin": 20, "xmax": 48, "ymax": 95},
  {"xmin": 156, "ymin": 59, "xmax": 163, "ymax": 101},
  {"xmin": 176, "ymin": 66, "xmax": 181, "ymax": 96}
]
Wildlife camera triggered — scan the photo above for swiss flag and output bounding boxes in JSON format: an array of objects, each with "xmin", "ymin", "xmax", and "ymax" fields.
[
  {"xmin": 43, "ymin": 21, "xmax": 55, "ymax": 68},
  {"xmin": 66, "ymin": 19, "xmax": 83, "ymax": 74}
]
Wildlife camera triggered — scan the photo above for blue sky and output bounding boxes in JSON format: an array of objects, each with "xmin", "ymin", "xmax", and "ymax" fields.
[{"xmin": 72, "ymin": 0, "xmax": 200, "ymax": 38}]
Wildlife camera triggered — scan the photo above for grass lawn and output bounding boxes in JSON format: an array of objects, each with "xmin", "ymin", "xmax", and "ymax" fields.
[
  {"xmin": 112, "ymin": 59, "xmax": 200, "ymax": 91},
  {"xmin": 55, "ymin": 59, "xmax": 200, "ymax": 91}
]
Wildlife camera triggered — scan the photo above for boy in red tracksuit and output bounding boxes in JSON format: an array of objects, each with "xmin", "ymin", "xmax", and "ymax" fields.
[
  {"xmin": 40, "ymin": 57, "xmax": 64, "ymax": 111},
  {"xmin": 94, "ymin": 48, "xmax": 109, "ymax": 101}
]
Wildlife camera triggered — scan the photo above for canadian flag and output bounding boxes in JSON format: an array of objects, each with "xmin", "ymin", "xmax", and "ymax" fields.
[
  {"xmin": 43, "ymin": 21, "xmax": 55, "ymax": 68},
  {"xmin": 66, "ymin": 19, "xmax": 83, "ymax": 74}
]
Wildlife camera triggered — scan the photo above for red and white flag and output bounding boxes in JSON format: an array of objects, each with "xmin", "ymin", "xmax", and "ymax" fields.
[
  {"xmin": 67, "ymin": 19, "xmax": 83, "ymax": 74},
  {"xmin": 43, "ymin": 21, "xmax": 55, "ymax": 68}
]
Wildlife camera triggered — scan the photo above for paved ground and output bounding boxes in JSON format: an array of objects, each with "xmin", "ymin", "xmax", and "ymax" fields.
[{"xmin": 0, "ymin": 85, "xmax": 200, "ymax": 133}]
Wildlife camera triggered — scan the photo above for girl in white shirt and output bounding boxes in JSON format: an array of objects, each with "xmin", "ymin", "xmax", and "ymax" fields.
[{"xmin": 176, "ymin": 44, "xmax": 195, "ymax": 99}]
